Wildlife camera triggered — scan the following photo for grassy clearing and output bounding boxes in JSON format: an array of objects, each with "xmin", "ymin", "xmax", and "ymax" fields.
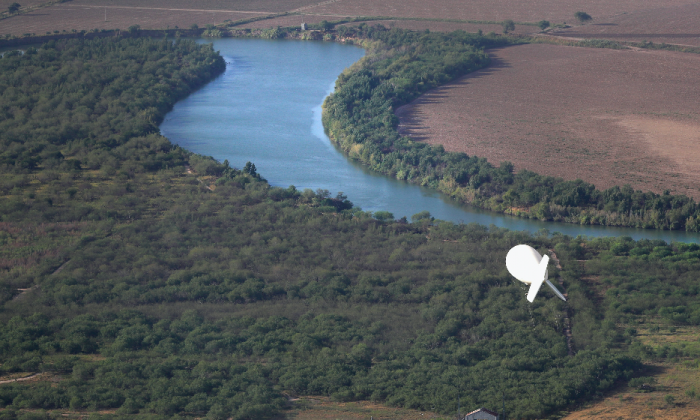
[
  {"xmin": 0, "ymin": 399, "xmax": 447, "ymax": 420},
  {"xmin": 285, "ymin": 397, "xmax": 448, "ymax": 420},
  {"xmin": 560, "ymin": 324, "xmax": 700, "ymax": 419},
  {"xmin": 563, "ymin": 360, "xmax": 700, "ymax": 419}
]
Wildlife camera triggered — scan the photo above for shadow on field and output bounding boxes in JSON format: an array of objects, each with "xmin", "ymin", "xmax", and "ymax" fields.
[{"xmin": 396, "ymin": 53, "xmax": 511, "ymax": 142}]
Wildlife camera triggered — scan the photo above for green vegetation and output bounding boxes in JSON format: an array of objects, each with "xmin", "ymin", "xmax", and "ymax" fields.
[
  {"xmin": 1, "ymin": 31, "xmax": 699, "ymax": 420},
  {"xmin": 565, "ymin": 236, "xmax": 700, "ymax": 332},
  {"xmin": 631, "ymin": 40, "xmax": 700, "ymax": 54},
  {"xmin": 537, "ymin": 20, "xmax": 550, "ymax": 31},
  {"xmin": 629, "ymin": 376, "xmax": 657, "ymax": 391},
  {"xmin": 574, "ymin": 12, "xmax": 593, "ymax": 24},
  {"xmin": 322, "ymin": 25, "xmax": 700, "ymax": 231},
  {"xmin": 501, "ymin": 19, "xmax": 515, "ymax": 34},
  {"xmin": 203, "ymin": 24, "xmax": 223, "ymax": 38}
]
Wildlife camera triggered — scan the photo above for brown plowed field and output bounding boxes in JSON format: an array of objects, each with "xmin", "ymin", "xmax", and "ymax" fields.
[
  {"xmin": 396, "ymin": 43, "xmax": 700, "ymax": 199},
  {"xmin": 0, "ymin": 0, "xmax": 320, "ymax": 34},
  {"xmin": 70, "ymin": 0, "xmax": 316, "ymax": 13},
  {"xmin": 0, "ymin": 0, "xmax": 47, "ymax": 12},
  {"xmin": 0, "ymin": 5, "xmax": 259, "ymax": 34},
  {"xmin": 2, "ymin": 0, "xmax": 699, "ymax": 41},
  {"xmin": 301, "ymin": 0, "xmax": 699, "ymax": 27},
  {"xmin": 555, "ymin": 3, "xmax": 700, "ymax": 47}
]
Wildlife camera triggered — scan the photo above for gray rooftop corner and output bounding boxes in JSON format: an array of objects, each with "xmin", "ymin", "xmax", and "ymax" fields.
[{"xmin": 463, "ymin": 407, "xmax": 499, "ymax": 420}]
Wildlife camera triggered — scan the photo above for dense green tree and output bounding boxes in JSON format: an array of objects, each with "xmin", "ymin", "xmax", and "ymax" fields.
[
  {"xmin": 502, "ymin": 19, "xmax": 515, "ymax": 33},
  {"xmin": 574, "ymin": 12, "xmax": 593, "ymax": 24}
]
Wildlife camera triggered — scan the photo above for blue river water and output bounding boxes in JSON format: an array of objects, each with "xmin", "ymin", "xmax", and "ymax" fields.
[{"xmin": 160, "ymin": 38, "xmax": 699, "ymax": 243}]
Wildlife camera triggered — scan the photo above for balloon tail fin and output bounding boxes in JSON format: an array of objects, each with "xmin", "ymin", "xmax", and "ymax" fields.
[
  {"xmin": 526, "ymin": 255, "xmax": 549, "ymax": 302},
  {"xmin": 545, "ymin": 279, "xmax": 567, "ymax": 301},
  {"xmin": 526, "ymin": 277, "xmax": 544, "ymax": 302}
]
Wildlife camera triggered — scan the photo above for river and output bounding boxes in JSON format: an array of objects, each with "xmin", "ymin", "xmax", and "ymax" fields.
[{"xmin": 160, "ymin": 38, "xmax": 699, "ymax": 243}]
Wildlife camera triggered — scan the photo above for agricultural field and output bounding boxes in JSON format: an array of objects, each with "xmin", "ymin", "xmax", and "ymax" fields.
[
  {"xmin": 2, "ymin": 0, "xmax": 699, "ymax": 40},
  {"xmin": 0, "ymin": 0, "xmax": 317, "ymax": 35},
  {"xmin": 298, "ymin": 0, "xmax": 698, "ymax": 29},
  {"xmin": 554, "ymin": 3, "xmax": 700, "ymax": 47},
  {"xmin": 0, "ymin": 5, "xmax": 259, "ymax": 35},
  {"xmin": 396, "ymin": 43, "xmax": 700, "ymax": 199},
  {"xmin": 0, "ymin": 0, "xmax": 45, "ymax": 13},
  {"xmin": 68, "ymin": 0, "xmax": 316, "ymax": 12}
]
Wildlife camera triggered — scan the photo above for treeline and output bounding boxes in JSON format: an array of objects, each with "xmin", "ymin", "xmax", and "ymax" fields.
[
  {"xmin": 321, "ymin": 25, "xmax": 700, "ymax": 231},
  {"xmin": 0, "ymin": 36, "xmax": 224, "ymax": 172},
  {"xmin": 0, "ymin": 36, "xmax": 224, "ymax": 223}
]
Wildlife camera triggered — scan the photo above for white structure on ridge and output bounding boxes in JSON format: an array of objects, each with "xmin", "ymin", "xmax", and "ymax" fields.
[{"xmin": 506, "ymin": 244, "xmax": 567, "ymax": 302}]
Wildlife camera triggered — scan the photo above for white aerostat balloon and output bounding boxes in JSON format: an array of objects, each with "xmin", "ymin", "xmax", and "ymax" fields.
[{"xmin": 506, "ymin": 244, "xmax": 567, "ymax": 302}]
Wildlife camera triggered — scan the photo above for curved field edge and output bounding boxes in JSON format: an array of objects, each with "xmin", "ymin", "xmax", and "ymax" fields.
[{"xmin": 317, "ymin": 25, "xmax": 700, "ymax": 232}]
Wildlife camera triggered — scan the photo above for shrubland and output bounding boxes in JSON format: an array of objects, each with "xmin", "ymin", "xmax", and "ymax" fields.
[{"xmin": 0, "ymin": 34, "xmax": 698, "ymax": 420}]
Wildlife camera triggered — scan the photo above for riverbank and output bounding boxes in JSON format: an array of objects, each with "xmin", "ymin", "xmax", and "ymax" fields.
[
  {"xmin": 6, "ymin": 24, "xmax": 700, "ymax": 234},
  {"xmin": 1, "ymin": 29, "xmax": 699, "ymax": 420}
]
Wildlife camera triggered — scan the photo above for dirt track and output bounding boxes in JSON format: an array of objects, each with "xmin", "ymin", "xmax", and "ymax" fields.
[
  {"xmin": 396, "ymin": 43, "xmax": 700, "ymax": 199},
  {"xmin": 0, "ymin": 373, "xmax": 43, "ymax": 384}
]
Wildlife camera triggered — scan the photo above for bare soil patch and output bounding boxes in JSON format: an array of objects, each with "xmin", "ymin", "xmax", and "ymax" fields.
[
  {"xmin": 396, "ymin": 43, "xmax": 700, "ymax": 199},
  {"xmin": 0, "ymin": 0, "xmax": 322, "ymax": 34},
  {"xmin": 563, "ymin": 359, "xmax": 700, "ymax": 420},
  {"xmin": 554, "ymin": 3, "xmax": 700, "ymax": 47},
  {"xmin": 70, "ymin": 0, "xmax": 317, "ymax": 13},
  {"xmin": 302, "ymin": 0, "xmax": 698, "ymax": 26},
  {"xmin": 0, "ymin": 372, "xmax": 44, "ymax": 384},
  {"xmin": 0, "ymin": 5, "xmax": 259, "ymax": 34}
]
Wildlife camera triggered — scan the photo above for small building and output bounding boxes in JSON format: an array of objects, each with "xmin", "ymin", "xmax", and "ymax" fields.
[
  {"xmin": 463, "ymin": 407, "xmax": 499, "ymax": 420},
  {"xmin": 300, "ymin": 22, "xmax": 307, "ymax": 30}
]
